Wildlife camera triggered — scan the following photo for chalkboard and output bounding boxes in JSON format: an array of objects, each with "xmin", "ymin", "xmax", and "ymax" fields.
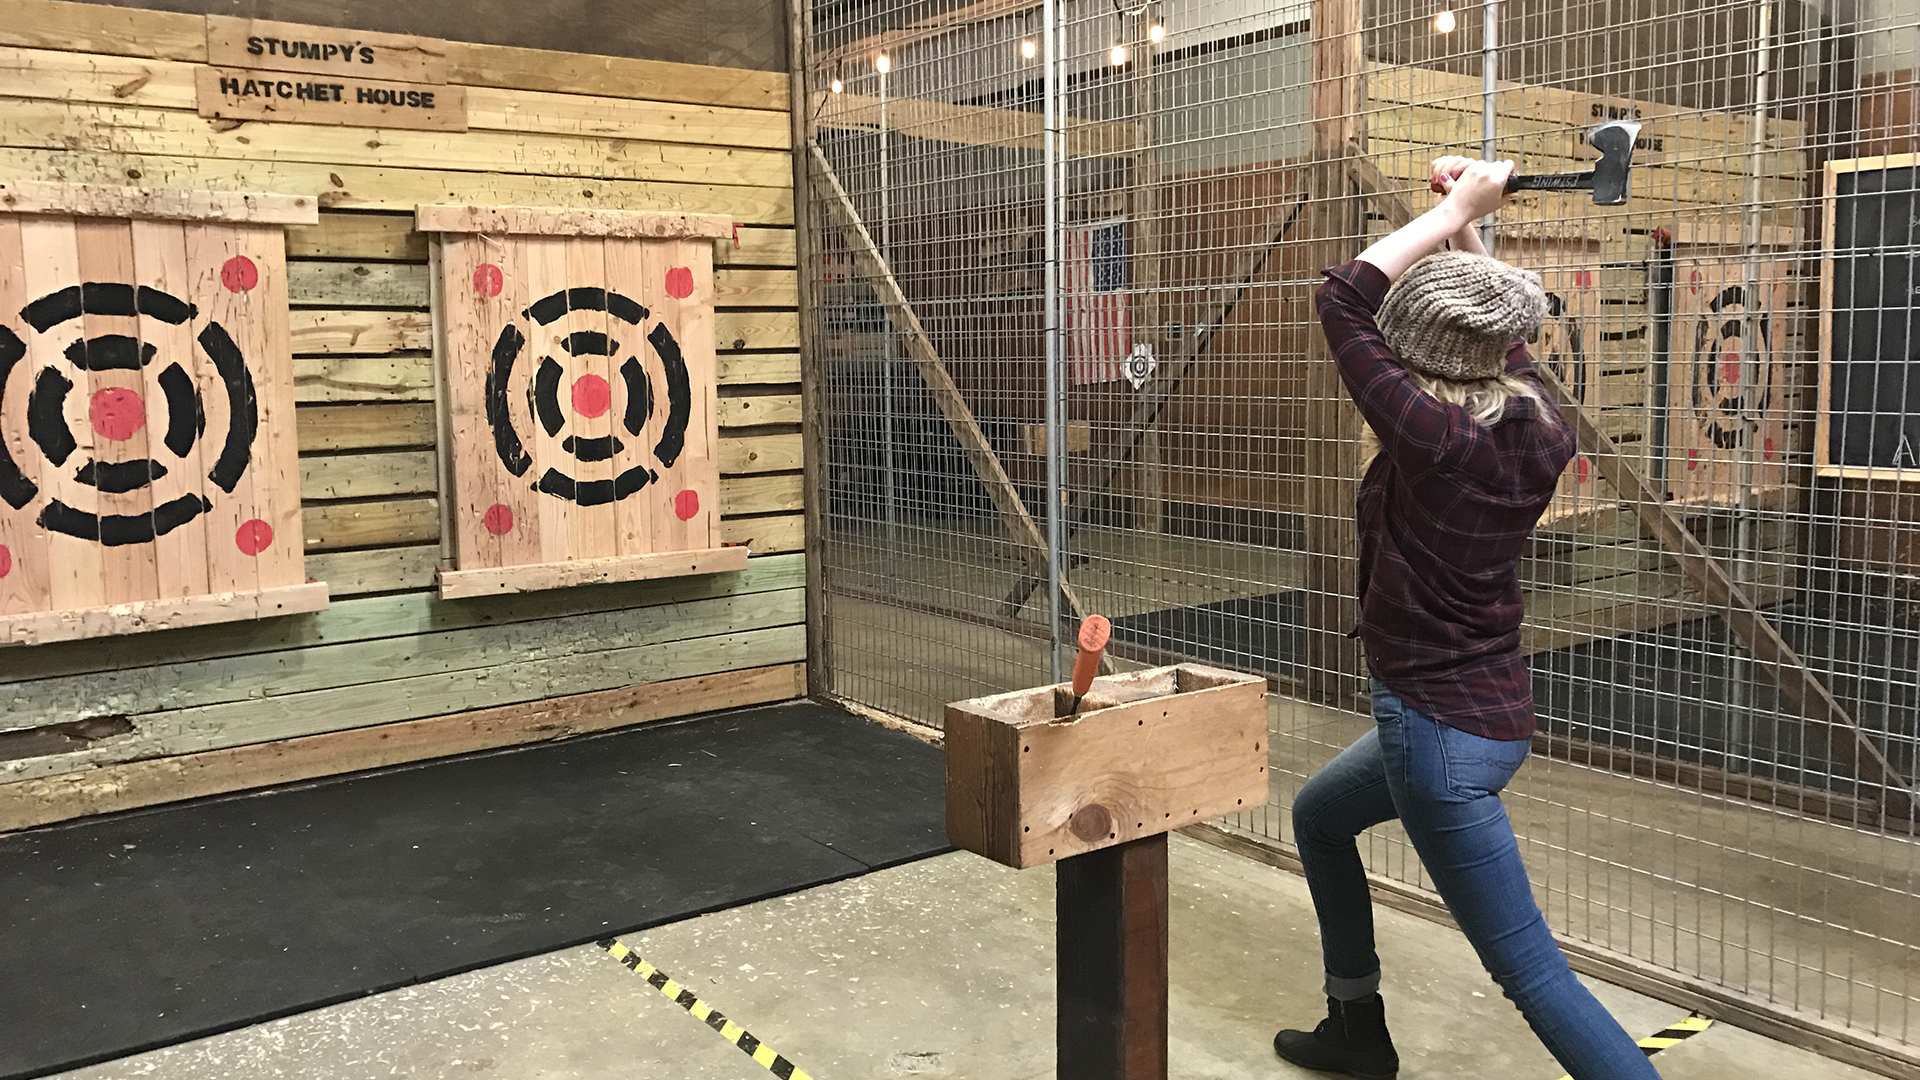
[{"xmin": 1820, "ymin": 156, "xmax": 1920, "ymax": 475}]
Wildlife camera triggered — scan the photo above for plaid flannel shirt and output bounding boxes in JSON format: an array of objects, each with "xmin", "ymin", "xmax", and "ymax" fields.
[{"xmin": 1316, "ymin": 260, "xmax": 1575, "ymax": 740}]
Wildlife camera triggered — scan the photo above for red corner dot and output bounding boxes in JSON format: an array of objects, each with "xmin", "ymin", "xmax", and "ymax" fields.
[
  {"xmin": 0, "ymin": 543, "xmax": 11, "ymax": 579},
  {"xmin": 674, "ymin": 488, "xmax": 700, "ymax": 520},
  {"xmin": 474, "ymin": 263, "xmax": 504, "ymax": 297},
  {"xmin": 89, "ymin": 387, "xmax": 146, "ymax": 441},
  {"xmin": 1688, "ymin": 449, "xmax": 1700, "ymax": 471},
  {"xmin": 1575, "ymin": 456, "xmax": 1590, "ymax": 483},
  {"xmin": 1764, "ymin": 437, "xmax": 1776, "ymax": 462},
  {"xmin": 221, "ymin": 255, "xmax": 259, "ymax": 293},
  {"xmin": 236, "ymin": 519, "xmax": 273, "ymax": 556},
  {"xmin": 483, "ymin": 503, "xmax": 515, "ymax": 536},
  {"xmin": 571, "ymin": 374, "xmax": 612, "ymax": 419},
  {"xmin": 664, "ymin": 266, "xmax": 695, "ymax": 299}
]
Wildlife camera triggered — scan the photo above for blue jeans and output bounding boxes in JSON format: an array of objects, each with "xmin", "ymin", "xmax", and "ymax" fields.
[{"xmin": 1291, "ymin": 680, "xmax": 1660, "ymax": 1080}]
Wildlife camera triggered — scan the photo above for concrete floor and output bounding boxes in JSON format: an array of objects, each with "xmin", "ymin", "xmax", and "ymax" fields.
[
  {"xmin": 58, "ymin": 834, "xmax": 1879, "ymax": 1080},
  {"xmin": 823, "ymin": 581, "xmax": 1920, "ymax": 1047}
]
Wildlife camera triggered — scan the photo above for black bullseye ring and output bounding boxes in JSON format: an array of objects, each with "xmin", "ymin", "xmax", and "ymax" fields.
[
  {"xmin": 484, "ymin": 286, "xmax": 688, "ymax": 507},
  {"xmin": 0, "ymin": 282, "xmax": 257, "ymax": 545}
]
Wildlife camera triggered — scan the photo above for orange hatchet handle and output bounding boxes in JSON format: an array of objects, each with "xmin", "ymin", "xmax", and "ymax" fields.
[{"xmin": 1071, "ymin": 615, "xmax": 1112, "ymax": 702}]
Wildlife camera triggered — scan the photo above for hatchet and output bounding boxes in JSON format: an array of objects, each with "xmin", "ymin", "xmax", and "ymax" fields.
[
  {"xmin": 1066, "ymin": 614, "xmax": 1110, "ymax": 715},
  {"xmin": 1433, "ymin": 120, "xmax": 1643, "ymax": 206}
]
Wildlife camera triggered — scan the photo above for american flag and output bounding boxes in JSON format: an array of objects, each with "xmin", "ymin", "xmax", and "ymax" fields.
[{"xmin": 1066, "ymin": 219, "xmax": 1131, "ymax": 386}]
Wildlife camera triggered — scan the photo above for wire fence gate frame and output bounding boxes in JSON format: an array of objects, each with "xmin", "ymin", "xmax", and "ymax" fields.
[{"xmin": 796, "ymin": 0, "xmax": 1920, "ymax": 1074}]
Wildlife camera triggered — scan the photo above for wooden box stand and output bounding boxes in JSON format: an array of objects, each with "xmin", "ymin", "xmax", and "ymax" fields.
[{"xmin": 945, "ymin": 664, "xmax": 1267, "ymax": 1080}]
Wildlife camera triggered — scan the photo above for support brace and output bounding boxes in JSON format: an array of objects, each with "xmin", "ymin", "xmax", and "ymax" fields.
[
  {"xmin": 806, "ymin": 141, "xmax": 1102, "ymax": 644},
  {"xmin": 999, "ymin": 194, "xmax": 1310, "ymax": 617}
]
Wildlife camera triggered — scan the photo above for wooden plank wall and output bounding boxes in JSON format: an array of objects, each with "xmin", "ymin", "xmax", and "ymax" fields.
[{"xmin": 0, "ymin": 0, "xmax": 806, "ymax": 830}]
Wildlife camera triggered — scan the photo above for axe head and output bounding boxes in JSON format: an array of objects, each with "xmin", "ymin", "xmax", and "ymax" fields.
[{"xmin": 1586, "ymin": 119, "xmax": 1642, "ymax": 205}]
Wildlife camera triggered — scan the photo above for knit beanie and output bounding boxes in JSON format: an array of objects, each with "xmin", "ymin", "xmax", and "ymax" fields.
[{"xmin": 1376, "ymin": 251, "xmax": 1547, "ymax": 382}]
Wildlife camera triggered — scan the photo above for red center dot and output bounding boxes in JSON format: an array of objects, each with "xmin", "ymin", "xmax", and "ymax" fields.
[
  {"xmin": 664, "ymin": 266, "xmax": 695, "ymax": 300},
  {"xmin": 571, "ymin": 374, "xmax": 612, "ymax": 418},
  {"xmin": 221, "ymin": 255, "xmax": 259, "ymax": 293},
  {"xmin": 483, "ymin": 503, "xmax": 515, "ymax": 536},
  {"xmin": 89, "ymin": 387, "xmax": 146, "ymax": 441},
  {"xmin": 674, "ymin": 488, "xmax": 700, "ymax": 521},
  {"xmin": 474, "ymin": 263, "xmax": 504, "ymax": 297},
  {"xmin": 236, "ymin": 519, "xmax": 274, "ymax": 556},
  {"xmin": 0, "ymin": 544, "xmax": 11, "ymax": 579}
]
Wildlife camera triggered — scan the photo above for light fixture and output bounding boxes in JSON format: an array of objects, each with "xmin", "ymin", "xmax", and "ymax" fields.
[
  {"xmin": 1433, "ymin": 9, "xmax": 1456, "ymax": 32},
  {"xmin": 875, "ymin": 54, "xmax": 891, "ymax": 73},
  {"xmin": 1021, "ymin": 39, "xmax": 1037, "ymax": 59},
  {"xmin": 1148, "ymin": 23, "xmax": 1165, "ymax": 43},
  {"xmin": 830, "ymin": 77, "xmax": 844, "ymax": 93},
  {"xmin": 1110, "ymin": 43, "xmax": 1128, "ymax": 65}
]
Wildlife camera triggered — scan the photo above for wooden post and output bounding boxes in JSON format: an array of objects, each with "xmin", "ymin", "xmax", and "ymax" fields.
[
  {"xmin": 1057, "ymin": 833, "xmax": 1169, "ymax": 1080},
  {"xmin": 946, "ymin": 664, "xmax": 1263, "ymax": 1080},
  {"xmin": 1302, "ymin": 0, "xmax": 1366, "ymax": 703},
  {"xmin": 786, "ymin": 0, "xmax": 830, "ymax": 696}
]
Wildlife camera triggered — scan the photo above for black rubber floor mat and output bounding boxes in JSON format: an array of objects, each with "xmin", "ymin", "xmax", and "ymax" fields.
[
  {"xmin": 0, "ymin": 699, "xmax": 949, "ymax": 1079},
  {"xmin": 1110, "ymin": 590, "xmax": 1306, "ymax": 677}
]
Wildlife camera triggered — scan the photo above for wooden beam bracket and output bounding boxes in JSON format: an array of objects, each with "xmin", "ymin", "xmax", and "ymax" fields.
[{"xmin": 436, "ymin": 547, "xmax": 751, "ymax": 599}]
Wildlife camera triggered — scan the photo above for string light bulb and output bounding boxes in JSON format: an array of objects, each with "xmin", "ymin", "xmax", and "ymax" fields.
[
  {"xmin": 1110, "ymin": 43, "xmax": 1128, "ymax": 66},
  {"xmin": 1148, "ymin": 23, "xmax": 1165, "ymax": 43},
  {"xmin": 875, "ymin": 54, "xmax": 891, "ymax": 73},
  {"xmin": 1021, "ymin": 39, "xmax": 1037, "ymax": 59},
  {"xmin": 1433, "ymin": 9, "xmax": 1456, "ymax": 32},
  {"xmin": 830, "ymin": 77, "xmax": 844, "ymax": 93}
]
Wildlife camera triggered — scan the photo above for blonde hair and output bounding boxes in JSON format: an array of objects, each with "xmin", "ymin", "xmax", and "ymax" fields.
[{"xmin": 1359, "ymin": 372, "xmax": 1559, "ymax": 471}]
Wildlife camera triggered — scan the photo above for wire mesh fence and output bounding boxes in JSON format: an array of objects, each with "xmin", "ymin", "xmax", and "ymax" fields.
[{"xmin": 801, "ymin": 0, "xmax": 1920, "ymax": 1059}]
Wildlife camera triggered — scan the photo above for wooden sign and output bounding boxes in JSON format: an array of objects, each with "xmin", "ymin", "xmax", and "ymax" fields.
[
  {"xmin": 0, "ymin": 181, "xmax": 326, "ymax": 645},
  {"xmin": 195, "ymin": 67, "xmax": 468, "ymax": 133},
  {"xmin": 205, "ymin": 16, "xmax": 451, "ymax": 84},
  {"xmin": 422, "ymin": 204, "xmax": 743, "ymax": 598}
]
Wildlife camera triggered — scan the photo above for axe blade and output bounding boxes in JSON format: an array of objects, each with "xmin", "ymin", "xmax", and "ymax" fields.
[
  {"xmin": 1503, "ymin": 119, "xmax": 1644, "ymax": 205},
  {"xmin": 1586, "ymin": 119, "xmax": 1642, "ymax": 205}
]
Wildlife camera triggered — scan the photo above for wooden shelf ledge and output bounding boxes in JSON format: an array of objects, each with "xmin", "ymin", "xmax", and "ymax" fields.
[
  {"xmin": 0, "ymin": 582, "xmax": 331, "ymax": 647},
  {"xmin": 437, "ymin": 546, "xmax": 751, "ymax": 599},
  {"xmin": 415, "ymin": 204, "xmax": 733, "ymax": 238},
  {"xmin": 0, "ymin": 180, "xmax": 319, "ymax": 224}
]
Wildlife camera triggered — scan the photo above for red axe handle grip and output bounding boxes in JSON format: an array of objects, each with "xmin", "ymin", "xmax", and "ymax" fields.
[{"xmin": 1072, "ymin": 616, "xmax": 1112, "ymax": 701}]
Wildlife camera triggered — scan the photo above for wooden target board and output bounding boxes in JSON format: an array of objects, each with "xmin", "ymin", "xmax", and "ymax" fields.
[
  {"xmin": 421, "ymin": 205, "xmax": 745, "ymax": 598},
  {"xmin": 1665, "ymin": 258, "xmax": 1793, "ymax": 505},
  {"xmin": 0, "ymin": 182, "xmax": 326, "ymax": 645}
]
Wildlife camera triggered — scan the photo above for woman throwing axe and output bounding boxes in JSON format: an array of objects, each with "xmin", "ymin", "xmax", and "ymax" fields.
[{"xmin": 1273, "ymin": 157, "xmax": 1661, "ymax": 1080}]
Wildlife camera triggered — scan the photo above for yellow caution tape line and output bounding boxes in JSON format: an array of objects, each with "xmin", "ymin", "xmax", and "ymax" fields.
[
  {"xmin": 1554, "ymin": 1014, "xmax": 1713, "ymax": 1080},
  {"xmin": 598, "ymin": 937, "xmax": 815, "ymax": 1080}
]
